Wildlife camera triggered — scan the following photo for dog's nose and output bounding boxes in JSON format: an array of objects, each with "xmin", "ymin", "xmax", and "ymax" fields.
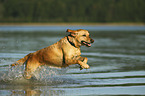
[{"xmin": 90, "ymin": 38, "xmax": 94, "ymax": 43}]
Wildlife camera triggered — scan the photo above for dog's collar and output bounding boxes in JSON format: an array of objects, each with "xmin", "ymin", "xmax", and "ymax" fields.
[{"xmin": 67, "ymin": 36, "xmax": 76, "ymax": 48}]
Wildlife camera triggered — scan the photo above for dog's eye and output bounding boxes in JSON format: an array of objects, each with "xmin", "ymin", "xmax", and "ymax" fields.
[{"xmin": 82, "ymin": 35, "xmax": 86, "ymax": 37}]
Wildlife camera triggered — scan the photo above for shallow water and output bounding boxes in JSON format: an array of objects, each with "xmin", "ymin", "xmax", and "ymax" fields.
[{"xmin": 0, "ymin": 26, "xmax": 145, "ymax": 96}]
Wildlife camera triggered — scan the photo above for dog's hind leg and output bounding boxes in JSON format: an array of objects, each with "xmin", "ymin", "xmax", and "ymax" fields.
[
  {"xmin": 11, "ymin": 53, "xmax": 32, "ymax": 67},
  {"xmin": 23, "ymin": 56, "xmax": 40, "ymax": 79}
]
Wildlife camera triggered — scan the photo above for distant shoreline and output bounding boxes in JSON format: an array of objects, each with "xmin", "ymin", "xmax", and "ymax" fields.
[{"xmin": 0, "ymin": 22, "xmax": 144, "ymax": 26}]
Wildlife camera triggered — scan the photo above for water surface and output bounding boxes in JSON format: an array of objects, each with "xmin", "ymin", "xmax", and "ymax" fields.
[{"xmin": 0, "ymin": 25, "xmax": 145, "ymax": 96}]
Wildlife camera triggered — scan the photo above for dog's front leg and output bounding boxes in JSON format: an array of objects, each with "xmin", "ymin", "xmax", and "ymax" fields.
[
  {"xmin": 64, "ymin": 55, "xmax": 90, "ymax": 69},
  {"xmin": 77, "ymin": 56, "xmax": 90, "ymax": 70}
]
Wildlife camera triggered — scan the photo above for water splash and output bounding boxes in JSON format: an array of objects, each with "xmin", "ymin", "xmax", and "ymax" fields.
[
  {"xmin": 1, "ymin": 65, "xmax": 25, "ymax": 83},
  {"xmin": 0, "ymin": 64, "xmax": 69, "ymax": 85}
]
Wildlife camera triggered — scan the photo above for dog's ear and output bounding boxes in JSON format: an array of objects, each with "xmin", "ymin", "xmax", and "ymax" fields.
[
  {"xmin": 66, "ymin": 29, "xmax": 78, "ymax": 36},
  {"xmin": 66, "ymin": 29, "xmax": 77, "ymax": 33}
]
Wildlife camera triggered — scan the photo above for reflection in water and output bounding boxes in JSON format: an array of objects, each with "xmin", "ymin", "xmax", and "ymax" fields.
[
  {"xmin": 4, "ymin": 84, "xmax": 64, "ymax": 96},
  {"xmin": 10, "ymin": 87, "xmax": 65, "ymax": 96}
]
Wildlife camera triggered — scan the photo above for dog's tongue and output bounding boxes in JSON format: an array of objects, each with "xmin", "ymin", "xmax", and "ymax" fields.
[
  {"xmin": 87, "ymin": 43, "xmax": 91, "ymax": 47},
  {"xmin": 82, "ymin": 41, "xmax": 91, "ymax": 47}
]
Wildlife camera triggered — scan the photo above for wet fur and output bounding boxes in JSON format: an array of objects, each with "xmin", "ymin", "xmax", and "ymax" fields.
[{"xmin": 11, "ymin": 29, "xmax": 94, "ymax": 79}]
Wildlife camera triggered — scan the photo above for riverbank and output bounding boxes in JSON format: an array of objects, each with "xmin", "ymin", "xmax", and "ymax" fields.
[{"xmin": 0, "ymin": 22, "xmax": 144, "ymax": 26}]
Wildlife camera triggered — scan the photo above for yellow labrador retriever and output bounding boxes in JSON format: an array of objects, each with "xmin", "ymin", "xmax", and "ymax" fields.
[{"xmin": 11, "ymin": 29, "xmax": 94, "ymax": 79}]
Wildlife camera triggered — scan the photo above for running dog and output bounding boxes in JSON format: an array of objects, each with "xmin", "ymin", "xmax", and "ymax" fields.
[{"xmin": 11, "ymin": 29, "xmax": 94, "ymax": 79}]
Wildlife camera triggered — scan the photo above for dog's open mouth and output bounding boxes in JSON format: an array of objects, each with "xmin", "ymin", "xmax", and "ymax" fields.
[{"xmin": 81, "ymin": 41, "xmax": 91, "ymax": 47}]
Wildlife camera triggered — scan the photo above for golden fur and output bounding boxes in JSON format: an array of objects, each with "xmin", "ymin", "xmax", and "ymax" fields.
[{"xmin": 11, "ymin": 29, "xmax": 94, "ymax": 79}]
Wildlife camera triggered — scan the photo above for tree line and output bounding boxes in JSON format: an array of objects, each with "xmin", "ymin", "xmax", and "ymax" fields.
[{"xmin": 0, "ymin": 0, "xmax": 145, "ymax": 23}]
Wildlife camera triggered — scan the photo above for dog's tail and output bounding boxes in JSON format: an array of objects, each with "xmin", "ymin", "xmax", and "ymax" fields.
[{"xmin": 11, "ymin": 53, "xmax": 32, "ymax": 67}]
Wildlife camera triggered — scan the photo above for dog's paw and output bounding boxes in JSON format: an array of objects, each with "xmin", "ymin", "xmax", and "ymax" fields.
[
  {"xmin": 80, "ymin": 63, "xmax": 90, "ymax": 70},
  {"xmin": 23, "ymin": 71, "xmax": 32, "ymax": 79}
]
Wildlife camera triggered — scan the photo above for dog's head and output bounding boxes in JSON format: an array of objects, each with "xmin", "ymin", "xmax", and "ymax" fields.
[{"xmin": 67, "ymin": 29, "xmax": 94, "ymax": 47}]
